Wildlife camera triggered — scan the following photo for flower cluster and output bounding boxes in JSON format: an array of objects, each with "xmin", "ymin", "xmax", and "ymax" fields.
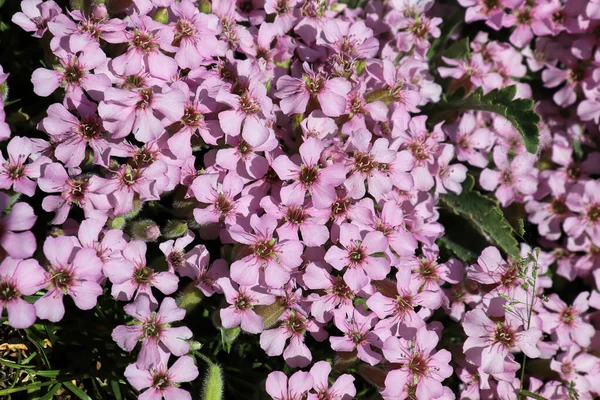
[{"xmin": 2, "ymin": 0, "xmax": 600, "ymax": 398}]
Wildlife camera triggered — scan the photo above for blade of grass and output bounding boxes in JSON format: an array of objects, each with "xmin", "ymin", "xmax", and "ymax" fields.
[
  {"xmin": 38, "ymin": 383, "xmax": 62, "ymax": 400},
  {"xmin": 63, "ymin": 381, "xmax": 92, "ymax": 400}
]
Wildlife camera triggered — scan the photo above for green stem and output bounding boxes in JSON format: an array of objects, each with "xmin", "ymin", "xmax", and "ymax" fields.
[
  {"xmin": 518, "ymin": 253, "xmax": 539, "ymax": 399},
  {"xmin": 519, "ymin": 390, "xmax": 549, "ymax": 400}
]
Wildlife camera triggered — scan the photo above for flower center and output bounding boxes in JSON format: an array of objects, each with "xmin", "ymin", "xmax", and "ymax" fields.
[
  {"xmin": 64, "ymin": 178, "xmax": 88, "ymax": 205},
  {"xmin": 331, "ymin": 277, "xmax": 354, "ymax": 299},
  {"xmin": 494, "ymin": 324, "xmax": 515, "ymax": 347},
  {"xmin": 283, "ymin": 312, "xmax": 306, "ymax": 334},
  {"xmin": 331, "ymin": 198, "xmax": 351, "ymax": 219},
  {"xmin": 348, "ymin": 244, "xmax": 365, "ymax": 264},
  {"xmin": 168, "ymin": 251, "xmax": 185, "ymax": 269},
  {"xmin": 587, "ymin": 206, "xmax": 600, "ymax": 222},
  {"xmin": 235, "ymin": 294, "xmax": 253, "ymax": 310},
  {"xmin": 409, "ymin": 140, "xmax": 429, "ymax": 161},
  {"xmin": 182, "ymin": 106, "xmax": 204, "ymax": 128},
  {"xmin": 79, "ymin": 120, "xmax": 103, "ymax": 140},
  {"xmin": 300, "ymin": 165, "xmax": 319, "ymax": 185},
  {"xmin": 408, "ymin": 353, "xmax": 429, "ymax": 376},
  {"xmin": 134, "ymin": 266, "xmax": 153, "ymax": 284},
  {"xmin": 252, "ymin": 239, "xmax": 276, "ymax": 259},
  {"xmin": 132, "ymin": 31, "xmax": 156, "ymax": 53},
  {"xmin": 215, "ymin": 194, "xmax": 234, "ymax": 216},
  {"xmin": 353, "ymin": 153, "xmax": 375, "ymax": 173},
  {"xmin": 64, "ymin": 63, "xmax": 83, "ymax": 84},
  {"xmin": 7, "ymin": 164, "xmax": 25, "ymax": 179},
  {"xmin": 560, "ymin": 306, "xmax": 577, "ymax": 324},
  {"xmin": 239, "ymin": 92, "xmax": 261, "ymax": 114},
  {"xmin": 285, "ymin": 206, "xmax": 307, "ymax": 225},
  {"xmin": 0, "ymin": 280, "xmax": 19, "ymax": 301},
  {"xmin": 500, "ymin": 170, "xmax": 513, "ymax": 185},
  {"xmin": 51, "ymin": 270, "xmax": 73, "ymax": 291},
  {"xmin": 152, "ymin": 372, "xmax": 170, "ymax": 389},
  {"xmin": 142, "ymin": 319, "xmax": 161, "ymax": 338},
  {"xmin": 137, "ymin": 88, "xmax": 153, "ymax": 109}
]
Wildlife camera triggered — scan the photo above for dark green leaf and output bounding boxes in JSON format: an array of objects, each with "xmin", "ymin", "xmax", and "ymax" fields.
[
  {"xmin": 63, "ymin": 381, "xmax": 92, "ymax": 400},
  {"xmin": 437, "ymin": 235, "xmax": 478, "ymax": 263},
  {"xmin": 38, "ymin": 384, "xmax": 62, "ymax": 400},
  {"xmin": 439, "ymin": 175, "xmax": 520, "ymax": 258},
  {"xmin": 443, "ymin": 38, "xmax": 470, "ymax": 60},
  {"xmin": 422, "ymin": 85, "xmax": 540, "ymax": 153}
]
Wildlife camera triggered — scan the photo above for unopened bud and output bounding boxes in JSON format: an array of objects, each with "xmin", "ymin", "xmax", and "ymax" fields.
[
  {"xmin": 177, "ymin": 282, "xmax": 204, "ymax": 312},
  {"xmin": 198, "ymin": 0, "xmax": 211, "ymax": 13},
  {"xmin": 218, "ymin": 326, "xmax": 240, "ymax": 353},
  {"xmin": 48, "ymin": 227, "xmax": 65, "ymax": 238},
  {"xmin": 123, "ymin": 198, "xmax": 143, "ymax": 219},
  {"xmin": 373, "ymin": 279, "xmax": 398, "ymax": 298},
  {"xmin": 254, "ymin": 298, "xmax": 286, "ymax": 329},
  {"xmin": 130, "ymin": 219, "xmax": 160, "ymax": 242},
  {"xmin": 357, "ymin": 363, "xmax": 387, "ymax": 388},
  {"xmin": 108, "ymin": 216, "xmax": 126, "ymax": 230},
  {"xmin": 152, "ymin": 8, "xmax": 169, "ymax": 24},
  {"xmin": 162, "ymin": 220, "xmax": 188, "ymax": 239},
  {"xmin": 91, "ymin": 4, "xmax": 108, "ymax": 19}
]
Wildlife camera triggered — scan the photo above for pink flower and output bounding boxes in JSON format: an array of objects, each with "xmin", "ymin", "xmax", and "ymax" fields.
[
  {"xmin": 275, "ymin": 64, "xmax": 351, "ymax": 117},
  {"xmin": 185, "ymin": 247, "xmax": 228, "ymax": 297},
  {"xmin": 190, "ymin": 172, "xmax": 253, "ymax": 227},
  {"xmin": 344, "ymin": 129, "xmax": 396, "ymax": 200},
  {"xmin": 480, "ymin": 146, "xmax": 538, "ymax": 207},
  {"xmin": 350, "ymin": 198, "xmax": 418, "ymax": 258},
  {"xmin": 217, "ymin": 60, "xmax": 273, "ymax": 148},
  {"xmin": 229, "ymin": 214, "xmax": 303, "ymax": 288},
  {"xmin": 170, "ymin": 0, "xmax": 225, "ymax": 69},
  {"xmin": 0, "ymin": 257, "xmax": 47, "ymax": 329},
  {"xmin": 124, "ymin": 355, "xmax": 199, "ymax": 400},
  {"xmin": 366, "ymin": 268, "xmax": 441, "ymax": 337},
  {"xmin": 538, "ymin": 292, "xmax": 595, "ymax": 349},
  {"xmin": 563, "ymin": 180, "xmax": 600, "ymax": 241},
  {"xmin": 434, "ymin": 144, "xmax": 468, "ymax": 195},
  {"xmin": 112, "ymin": 294, "xmax": 193, "ymax": 369},
  {"xmin": 0, "ymin": 194, "xmax": 37, "ymax": 259},
  {"xmin": 303, "ymin": 262, "xmax": 355, "ymax": 323},
  {"xmin": 463, "ymin": 308, "xmax": 542, "ymax": 375},
  {"xmin": 266, "ymin": 370, "xmax": 314, "ymax": 400},
  {"xmin": 109, "ymin": 14, "xmax": 178, "ymax": 77},
  {"xmin": 217, "ymin": 277, "xmax": 275, "ymax": 334},
  {"xmin": 98, "ymin": 85, "xmax": 186, "ymax": 142},
  {"xmin": 105, "ymin": 240, "xmax": 179, "ymax": 304},
  {"xmin": 330, "ymin": 307, "xmax": 383, "ymax": 366},
  {"xmin": 47, "ymin": 8, "xmax": 127, "ymax": 53},
  {"xmin": 31, "ymin": 43, "xmax": 110, "ymax": 107},
  {"xmin": 307, "ymin": 361, "xmax": 356, "ymax": 400},
  {"xmin": 382, "ymin": 327, "xmax": 453, "ymax": 400},
  {"xmin": 0, "ymin": 136, "xmax": 48, "ymax": 197},
  {"xmin": 38, "ymin": 101, "xmax": 124, "ymax": 168},
  {"xmin": 325, "ymin": 222, "xmax": 390, "ymax": 291},
  {"xmin": 11, "ymin": 0, "xmax": 62, "ymax": 38},
  {"xmin": 38, "ymin": 163, "xmax": 110, "ymax": 224},
  {"xmin": 439, "ymin": 53, "xmax": 503, "ymax": 94},
  {"xmin": 260, "ymin": 193, "xmax": 330, "ymax": 247},
  {"xmin": 260, "ymin": 309, "xmax": 325, "ymax": 367},
  {"xmin": 35, "ymin": 236, "xmax": 103, "ymax": 322},
  {"xmin": 272, "ymin": 137, "xmax": 346, "ymax": 209}
]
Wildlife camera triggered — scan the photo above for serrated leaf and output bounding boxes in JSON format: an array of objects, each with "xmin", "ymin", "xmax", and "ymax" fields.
[
  {"xmin": 422, "ymin": 85, "xmax": 540, "ymax": 153},
  {"xmin": 439, "ymin": 175, "xmax": 520, "ymax": 258},
  {"xmin": 443, "ymin": 38, "xmax": 470, "ymax": 60}
]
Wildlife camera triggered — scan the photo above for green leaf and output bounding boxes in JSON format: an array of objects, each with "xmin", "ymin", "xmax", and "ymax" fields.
[
  {"xmin": 517, "ymin": 218, "xmax": 526, "ymax": 237},
  {"xmin": 437, "ymin": 235, "xmax": 478, "ymax": 263},
  {"xmin": 39, "ymin": 384, "xmax": 62, "ymax": 400},
  {"xmin": 63, "ymin": 381, "xmax": 92, "ymax": 400},
  {"xmin": 519, "ymin": 390, "xmax": 549, "ymax": 400},
  {"xmin": 110, "ymin": 381, "xmax": 122, "ymax": 400},
  {"xmin": 443, "ymin": 38, "xmax": 470, "ymax": 60},
  {"xmin": 422, "ymin": 85, "xmax": 540, "ymax": 153},
  {"xmin": 439, "ymin": 175, "xmax": 520, "ymax": 258}
]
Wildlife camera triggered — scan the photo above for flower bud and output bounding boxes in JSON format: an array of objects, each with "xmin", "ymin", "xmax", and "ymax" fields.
[
  {"xmin": 357, "ymin": 363, "xmax": 386, "ymax": 388},
  {"xmin": 108, "ymin": 216, "xmax": 126, "ymax": 230},
  {"xmin": 162, "ymin": 220, "xmax": 188, "ymax": 239},
  {"xmin": 177, "ymin": 282, "xmax": 204, "ymax": 312},
  {"xmin": 198, "ymin": 0, "xmax": 211, "ymax": 13},
  {"xmin": 123, "ymin": 198, "xmax": 143, "ymax": 219},
  {"xmin": 152, "ymin": 8, "xmax": 169, "ymax": 24},
  {"xmin": 130, "ymin": 219, "xmax": 160, "ymax": 242},
  {"xmin": 91, "ymin": 4, "xmax": 108, "ymax": 19},
  {"xmin": 254, "ymin": 298, "xmax": 286, "ymax": 329}
]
